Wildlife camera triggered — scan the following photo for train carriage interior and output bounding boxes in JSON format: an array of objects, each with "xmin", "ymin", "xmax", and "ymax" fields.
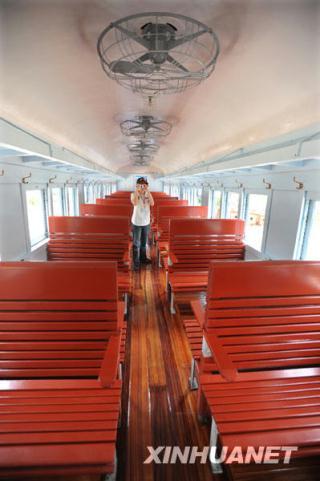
[{"xmin": 0, "ymin": 1, "xmax": 320, "ymax": 480}]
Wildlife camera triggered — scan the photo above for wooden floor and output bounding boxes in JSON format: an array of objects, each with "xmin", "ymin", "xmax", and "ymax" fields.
[{"xmin": 117, "ymin": 262, "xmax": 215, "ymax": 481}]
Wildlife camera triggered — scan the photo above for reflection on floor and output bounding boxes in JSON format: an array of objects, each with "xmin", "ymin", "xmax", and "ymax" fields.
[{"xmin": 118, "ymin": 263, "xmax": 214, "ymax": 481}]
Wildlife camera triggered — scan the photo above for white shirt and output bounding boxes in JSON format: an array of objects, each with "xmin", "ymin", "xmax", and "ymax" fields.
[{"xmin": 131, "ymin": 193, "xmax": 151, "ymax": 226}]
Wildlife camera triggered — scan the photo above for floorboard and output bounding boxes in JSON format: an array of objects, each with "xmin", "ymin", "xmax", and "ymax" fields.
[{"xmin": 117, "ymin": 260, "xmax": 215, "ymax": 481}]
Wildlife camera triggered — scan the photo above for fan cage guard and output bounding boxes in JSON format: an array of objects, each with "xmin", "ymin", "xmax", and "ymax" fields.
[
  {"xmin": 127, "ymin": 141, "xmax": 160, "ymax": 153},
  {"xmin": 131, "ymin": 153, "xmax": 153, "ymax": 164},
  {"xmin": 97, "ymin": 12, "xmax": 219, "ymax": 95},
  {"xmin": 120, "ymin": 116, "xmax": 172, "ymax": 138}
]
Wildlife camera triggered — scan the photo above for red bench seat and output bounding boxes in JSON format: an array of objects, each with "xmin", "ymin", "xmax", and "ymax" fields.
[
  {"xmin": 155, "ymin": 206, "xmax": 208, "ymax": 265},
  {"xmin": 48, "ymin": 216, "xmax": 131, "ymax": 299},
  {"xmin": 0, "ymin": 379, "xmax": 121, "ymax": 477},
  {"xmin": 0, "ymin": 261, "xmax": 123, "ymax": 478},
  {"xmin": 167, "ymin": 219, "xmax": 245, "ymax": 313},
  {"xmin": 195, "ymin": 261, "xmax": 320, "ymax": 475}
]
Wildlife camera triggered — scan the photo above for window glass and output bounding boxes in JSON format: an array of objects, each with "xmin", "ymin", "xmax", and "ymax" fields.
[
  {"xmin": 84, "ymin": 184, "xmax": 89, "ymax": 203},
  {"xmin": 194, "ymin": 188, "xmax": 202, "ymax": 206},
  {"xmin": 226, "ymin": 192, "xmax": 240, "ymax": 219},
  {"xmin": 50, "ymin": 187, "xmax": 64, "ymax": 216},
  {"xmin": 67, "ymin": 187, "xmax": 76, "ymax": 215},
  {"xmin": 245, "ymin": 194, "xmax": 268, "ymax": 250},
  {"xmin": 26, "ymin": 190, "xmax": 47, "ymax": 246},
  {"xmin": 212, "ymin": 191, "xmax": 222, "ymax": 218},
  {"xmin": 301, "ymin": 200, "xmax": 320, "ymax": 260}
]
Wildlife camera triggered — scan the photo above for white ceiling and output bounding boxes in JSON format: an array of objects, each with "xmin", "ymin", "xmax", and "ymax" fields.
[{"xmin": 1, "ymin": 0, "xmax": 319, "ymax": 176}]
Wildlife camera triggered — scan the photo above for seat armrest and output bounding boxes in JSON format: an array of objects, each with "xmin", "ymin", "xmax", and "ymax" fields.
[
  {"xmin": 203, "ymin": 331, "xmax": 238, "ymax": 382},
  {"xmin": 168, "ymin": 251, "xmax": 178, "ymax": 264},
  {"xmin": 118, "ymin": 301, "xmax": 125, "ymax": 328},
  {"xmin": 122, "ymin": 248, "xmax": 130, "ymax": 263},
  {"xmin": 190, "ymin": 299, "xmax": 205, "ymax": 328},
  {"xmin": 99, "ymin": 333, "xmax": 121, "ymax": 387}
]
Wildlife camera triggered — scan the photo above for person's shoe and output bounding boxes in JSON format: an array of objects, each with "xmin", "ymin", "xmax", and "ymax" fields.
[
  {"xmin": 140, "ymin": 258, "xmax": 152, "ymax": 265},
  {"xmin": 132, "ymin": 264, "xmax": 140, "ymax": 271}
]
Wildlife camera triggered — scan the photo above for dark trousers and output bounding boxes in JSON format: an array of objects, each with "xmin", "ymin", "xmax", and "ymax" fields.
[{"xmin": 132, "ymin": 224, "xmax": 150, "ymax": 267}]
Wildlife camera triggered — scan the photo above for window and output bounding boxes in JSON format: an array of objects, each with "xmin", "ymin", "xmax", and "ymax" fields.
[
  {"xmin": 244, "ymin": 193, "xmax": 268, "ymax": 251},
  {"xmin": 182, "ymin": 186, "xmax": 192, "ymax": 203},
  {"xmin": 26, "ymin": 189, "xmax": 48, "ymax": 246},
  {"xmin": 212, "ymin": 191, "xmax": 222, "ymax": 218},
  {"xmin": 226, "ymin": 192, "xmax": 240, "ymax": 219},
  {"xmin": 193, "ymin": 187, "xmax": 202, "ymax": 206},
  {"xmin": 84, "ymin": 184, "xmax": 90, "ymax": 203},
  {"xmin": 94, "ymin": 184, "xmax": 100, "ymax": 201},
  {"xmin": 50, "ymin": 187, "xmax": 64, "ymax": 216},
  {"xmin": 300, "ymin": 200, "xmax": 320, "ymax": 260},
  {"xmin": 170, "ymin": 184, "xmax": 180, "ymax": 198},
  {"xmin": 66, "ymin": 187, "xmax": 78, "ymax": 215},
  {"xmin": 85, "ymin": 184, "xmax": 95, "ymax": 203}
]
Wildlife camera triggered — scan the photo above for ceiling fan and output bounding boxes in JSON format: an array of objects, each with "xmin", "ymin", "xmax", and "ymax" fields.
[
  {"xmin": 97, "ymin": 12, "xmax": 220, "ymax": 95},
  {"xmin": 120, "ymin": 115, "xmax": 172, "ymax": 138},
  {"xmin": 127, "ymin": 139, "xmax": 159, "ymax": 153},
  {"xmin": 131, "ymin": 152, "xmax": 153, "ymax": 165}
]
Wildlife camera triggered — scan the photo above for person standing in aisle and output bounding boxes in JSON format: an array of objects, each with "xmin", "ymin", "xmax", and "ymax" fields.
[{"xmin": 131, "ymin": 177, "xmax": 154, "ymax": 271}]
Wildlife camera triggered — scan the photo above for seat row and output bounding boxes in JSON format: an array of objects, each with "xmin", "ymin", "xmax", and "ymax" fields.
[
  {"xmin": 0, "ymin": 191, "xmax": 196, "ymax": 477},
  {"xmin": 141, "ymin": 193, "xmax": 320, "ymax": 477},
  {"xmin": 185, "ymin": 260, "xmax": 320, "ymax": 477},
  {"xmin": 0, "ymin": 261, "xmax": 124, "ymax": 478}
]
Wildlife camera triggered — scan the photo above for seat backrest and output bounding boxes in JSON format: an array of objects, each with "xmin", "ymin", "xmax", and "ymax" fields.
[
  {"xmin": 49, "ymin": 215, "xmax": 130, "ymax": 234},
  {"xmin": 48, "ymin": 216, "xmax": 130, "ymax": 269},
  {"xmin": 205, "ymin": 260, "xmax": 320, "ymax": 376},
  {"xmin": 151, "ymin": 192, "xmax": 169, "ymax": 197},
  {"xmin": 0, "ymin": 261, "xmax": 119, "ymax": 379},
  {"xmin": 152, "ymin": 199, "xmax": 188, "ymax": 224},
  {"xmin": 80, "ymin": 203, "xmax": 132, "ymax": 217},
  {"xmin": 169, "ymin": 219, "xmax": 245, "ymax": 271},
  {"xmin": 154, "ymin": 198, "xmax": 185, "ymax": 205},
  {"xmin": 158, "ymin": 206, "xmax": 208, "ymax": 226},
  {"xmin": 97, "ymin": 198, "xmax": 131, "ymax": 205},
  {"xmin": 109, "ymin": 191, "xmax": 131, "ymax": 197}
]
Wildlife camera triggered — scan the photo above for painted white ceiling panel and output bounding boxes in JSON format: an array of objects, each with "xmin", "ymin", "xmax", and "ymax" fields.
[{"xmin": 1, "ymin": 0, "xmax": 319, "ymax": 175}]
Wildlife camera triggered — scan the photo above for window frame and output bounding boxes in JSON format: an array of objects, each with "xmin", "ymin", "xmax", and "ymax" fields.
[
  {"xmin": 23, "ymin": 184, "xmax": 49, "ymax": 250},
  {"xmin": 65, "ymin": 184, "xmax": 79, "ymax": 216},
  {"xmin": 224, "ymin": 190, "xmax": 241, "ymax": 219},
  {"xmin": 296, "ymin": 191, "xmax": 320, "ymax": 260},
  {"xmin": 48, "ymin": 184, "xmax": 65, "ymax": 216},
  {"xmin": 243, "ymin": 190, "xmax": 270, "ymax": 253},
  {"xmin": 208, "ymin": 189, "xmax": 224, "ymax": 218}
]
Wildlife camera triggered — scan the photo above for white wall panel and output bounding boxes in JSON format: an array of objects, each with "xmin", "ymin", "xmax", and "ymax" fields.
[
  {"xmin": 264, "ymin": 190, "xmax": 304, "ymax": 259},
  {"xmin": 0, "ymin": 183, "xmax": 28, "ymax": 260}
]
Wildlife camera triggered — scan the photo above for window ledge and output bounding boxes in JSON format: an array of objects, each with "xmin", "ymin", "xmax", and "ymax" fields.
[
  {"xmin": 30, "ymin": 237, "xmax": 49, "ymax": 252},
  {"xmin": 245, "ymin": 245, "xmax": 269, "ymax": 260}
]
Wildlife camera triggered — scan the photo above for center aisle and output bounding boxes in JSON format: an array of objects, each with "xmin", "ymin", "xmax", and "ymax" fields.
[{"xmin": 117, "ymin": 260, "xmax": 215, "ymax": 481}]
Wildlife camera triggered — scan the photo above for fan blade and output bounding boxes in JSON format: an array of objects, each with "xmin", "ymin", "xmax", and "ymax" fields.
[
  {"xmin": 168, "ymin": 29, "xmax": 208, "ymax": 50},
  {"xmin": 167, "ymin": 55, "xmax": 189, "ymax": 73},
  {"xmin": 110, "ymin": 60, "xmax": 154, "ymax": 74},
  {"xmin": 150, "ymin": 125, "xmax": 165, "ymax": 131},
  {"xmin": 113, "ymin": 23, "xmax": 150, "ymax": 49},
  {"xmin": 136, "ymin": 53, "xmax": 152, "ymax": 64}
]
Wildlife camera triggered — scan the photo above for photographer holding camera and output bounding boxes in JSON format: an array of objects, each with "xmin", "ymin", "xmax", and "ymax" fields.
[{"xmin": 131, "ymin": 177, "xmax": 154, "ymax": 271}]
